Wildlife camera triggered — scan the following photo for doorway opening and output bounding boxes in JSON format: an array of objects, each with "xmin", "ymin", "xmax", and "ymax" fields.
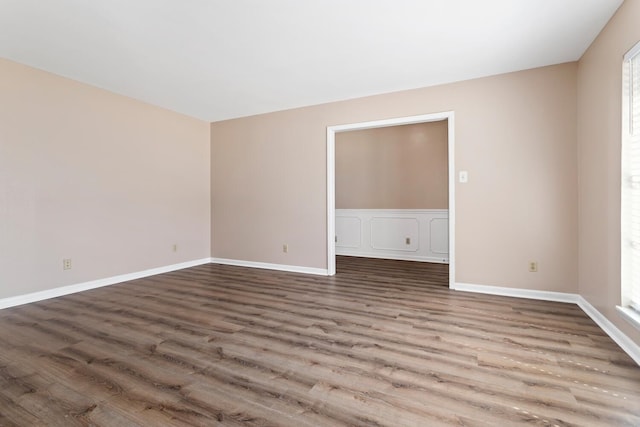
[{"xmin": 327, "ymin": 112, "xmax": 455, "ymax": 288}]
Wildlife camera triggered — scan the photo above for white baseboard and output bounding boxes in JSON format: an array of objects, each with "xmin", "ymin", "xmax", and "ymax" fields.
[
  {"xmin": 580, "ymin": 298, "xmax": 640, "ymax": 366},
  {"xmin": 0, "ymin": 258, "xmax": 212, "ymax": 310},
  {"xmin": 453, "ymin": 281, "xmax": 640, "ymax": 366},
  {"xmin": 336, "ymin": 252, "xmax": 448, "ymax": 264},
  {"xmin": 211, "ymin": 258, "xmax": 329, "ymax": 276},
  {"xmin": 452, "ymin": 282, "xmax": 579, "ymax": 303},
  {"xmin": 0, "ymin": 257, "xmax": 327, "ymax": 311}
]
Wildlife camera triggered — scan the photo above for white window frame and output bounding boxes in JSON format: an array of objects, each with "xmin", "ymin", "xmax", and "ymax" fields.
[{"xmin": 619, "ymin": 40, "xmax": 640, "ymax": 330}]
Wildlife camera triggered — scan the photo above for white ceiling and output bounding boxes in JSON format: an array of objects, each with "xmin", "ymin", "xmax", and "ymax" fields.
[{"xmin": 0, "ymin": 0, "xmax": 623, "ymax": 122}]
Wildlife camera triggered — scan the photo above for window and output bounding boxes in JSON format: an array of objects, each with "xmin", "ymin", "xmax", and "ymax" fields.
[{"xmin": 620, "ymin": 40, "xmax": 640, "ymax": 329}]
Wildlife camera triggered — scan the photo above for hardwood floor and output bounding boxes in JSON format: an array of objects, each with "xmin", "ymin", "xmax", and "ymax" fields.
[{"xmin": 1, "ymin": 256, "xmax": 639, "ymax": 426}]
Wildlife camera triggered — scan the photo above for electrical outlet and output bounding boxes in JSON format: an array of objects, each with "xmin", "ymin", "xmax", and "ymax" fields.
[
  {"xmin": 63, "ymin": 258, "xmax": 72, "ymax": 270},
  {"xmin": 283, "ymin": 244, "xmax": 288, "ymax": 253},
  {"xmin": 529, "ymin": 261, "xmax": 538, "ymax": 272},
  {"xmin": 405, "ymin": 237, "xmax": 411, "ymax": 245},
  {"xmin": 172, "ymin": 244, "xmax": 178, "ymax": 252}
]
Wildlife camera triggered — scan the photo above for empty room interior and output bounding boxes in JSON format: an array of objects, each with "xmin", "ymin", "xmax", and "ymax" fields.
[{"xmin": 2, "ymin": 1, "xmax": 640, "ymax": 425}]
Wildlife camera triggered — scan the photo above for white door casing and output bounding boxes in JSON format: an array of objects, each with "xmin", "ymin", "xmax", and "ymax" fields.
[{"xmin": 326, "ymin": 111, "xmax": 455, "ymax": 288}]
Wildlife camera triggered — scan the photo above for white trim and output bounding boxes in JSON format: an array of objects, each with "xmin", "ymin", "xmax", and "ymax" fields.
[
  {"xmin": 327, "ymin": 124, "xmax": 336, "ymax": 276},
  {"xmin": 337, "ymin": 208, "xmax": 448, "ymax": 215},
  {"xmin": 579, "ymin": 299, "xmax": 640, "ymax": 366},
  {"xmin": 452, "ymin": 282, "xmax": 579, "ymax": 303},
  {"xmin": 211, "ymin": 258, "xmax": 328, "ymax": 276},
  {"xmin": 337, "ymin": 253, "xmax": 448, "ymax": 264},
  {"xmin": 452, "ymin": 281, "xmax": 640, "ymax": 366},
  {"xmin": 616, "ymin": 305, "xmax": 640, "ymax": 331},
  {"xmin": 0, "ymin": 258, "xmax": 212, "ymax": 310},
  {"xmin": 447, "ymin": 115, "xmax": 456, "ymax": 287},
  {"xmin": 327, "ymin": 111, "xmax": 456, "ymax": 288},
  {"xmin": 621, "ymin": 40, "xmax": 640, "ymax": 318},
  {"xmin": 624, "ymin": 40, "xmax": 640, "ymax": 61}
]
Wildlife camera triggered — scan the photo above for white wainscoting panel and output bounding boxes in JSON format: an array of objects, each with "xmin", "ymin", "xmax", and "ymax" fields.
[
  {"xmin": 336, "ymin": 209, "xmax": 449, "ymax": 263},
  {"xmin": 335, "ymin": 216, "xmax": 361, "ymax": 248},
  {"xmin": 430, "ymin": 218, "xmax": 449, "ymax": 255},
  {"xmin": 371, "ymin": 217, "xmax": 419, "ymax": 252}
]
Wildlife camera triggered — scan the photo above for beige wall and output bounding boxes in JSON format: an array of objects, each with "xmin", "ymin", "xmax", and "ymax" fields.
[
  {"xmin": 0, "ymin": 58, "xmax": 211, "ymax": 299},
  {"xmin": 335, "ymin": 121, "xmax": 448, "ymax": 209},
  {"xmin": 211, "ymin": 62, "xmax": 578, "ymax": 293},
  {"xmin": 577, "ymin": 0, "xmax": 640, "ymax": 344}
]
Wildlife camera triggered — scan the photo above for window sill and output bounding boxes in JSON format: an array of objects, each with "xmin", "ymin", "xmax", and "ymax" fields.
[{"xmin": 617, "ymin": 305, "xmax": 640, "ymax": 331}]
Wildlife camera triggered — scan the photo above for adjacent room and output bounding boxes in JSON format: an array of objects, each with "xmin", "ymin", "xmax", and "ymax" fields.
[
  {"xmin": 1, "ymin": 1, "xmax": 640, "ymax": 425},
  {"xmin": 335, "ymin": 120, "xmax": 450, "ymax": 267}
]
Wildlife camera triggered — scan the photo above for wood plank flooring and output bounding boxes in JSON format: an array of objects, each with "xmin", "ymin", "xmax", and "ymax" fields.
[{"xmin": 1, "ymin": 256, "xmax": 639, "ymax": 426}]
